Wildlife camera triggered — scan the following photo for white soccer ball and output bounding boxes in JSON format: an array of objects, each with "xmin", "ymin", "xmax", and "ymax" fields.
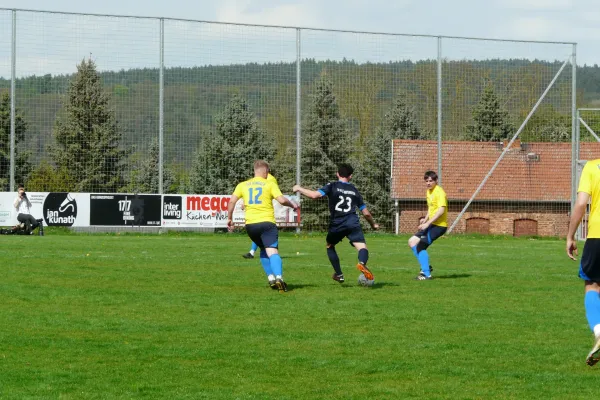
[{"xmin": 358, "ymin": 273, "xmax": 374, "ymax": 287}]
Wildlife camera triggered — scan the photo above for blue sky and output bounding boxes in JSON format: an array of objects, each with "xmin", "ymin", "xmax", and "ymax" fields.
[{"xmin": 0, "ymin": 0, "xmax": 596, "ymax": 77}]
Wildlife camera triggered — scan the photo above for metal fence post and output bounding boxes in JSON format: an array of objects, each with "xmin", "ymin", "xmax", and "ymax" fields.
[
  {"xmin": 158, "ymin": 18, "xmax": 165, "ymax": 194},
  {"xmin": 295, "ymin": 28, "xmax": 301, "ymax": 233},
  {"xmin": 437, "ymin": 36, "xmax": 442, "ymax": 185},
  {"xmin": 10, "ymin": 9, "xmax": 16, "ymax": 192},
  {"xmin": 571, "ymin": 43, "xmax": 578, "ymax": 213}
]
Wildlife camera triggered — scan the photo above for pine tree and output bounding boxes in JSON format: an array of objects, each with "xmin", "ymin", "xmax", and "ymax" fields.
[
  {"xmin": 189, "ymin": 94, "xmax": 275, "ymax": 194},
  {"xmin": 130, "ymin": 138, "xmax": 175, "ymax": 194},
  {"xmin": 50, "ymin": 58, "xmax": 129, "ymax": 192},
  {"xmin": 354, "ymin": 94, "xmax": 423, "ymax": 231},
  {"xmin": 465, "ymin": 83, "xmax": 514, "ymax": 142},
  {"xmin": 0, "ymin": 92, "xmax": 31, "ymax": 190},
  {"xmin": 300, "ymin": 74, "xmax": 353, "ymax": 230}
]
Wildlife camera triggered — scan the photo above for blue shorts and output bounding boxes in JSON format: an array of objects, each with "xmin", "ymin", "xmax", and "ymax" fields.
[
  {"xmin": 579, "ymin": 239, "xmax": 600, "ymax": 282},
  {"xmin": 326, "ymin": 226, "xmax": 366, "ymax": 247},
  {"xmin": 414, "ymin": 224, "xmax": 447, "ymax": 250},
  {"xmin": 246, "ymin": 222, "xmax": 279, "ymax": 249}
]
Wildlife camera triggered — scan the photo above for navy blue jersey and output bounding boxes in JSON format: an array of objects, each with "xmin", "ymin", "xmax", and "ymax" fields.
[{"xmin": 318, "ymin": 181, "xmax": 366, "ymax": 230}]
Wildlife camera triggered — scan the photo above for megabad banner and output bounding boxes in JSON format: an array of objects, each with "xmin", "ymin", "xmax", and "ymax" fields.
[
  {"xmin": 0, "ymin": 192, "xmax": 300, "ymax": 228},
  {"xmin": 161, "ymin": 194, "xmax": 300, "ymax": 228}
]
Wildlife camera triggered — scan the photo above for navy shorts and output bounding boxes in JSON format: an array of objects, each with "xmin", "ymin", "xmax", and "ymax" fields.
[
  {"xmin": 326, "ymin": 226, "xmax": 366, "ymax": 247},
  {"xmin": 246, "ymin": 222, "xmax": 279, "ymax": 249},
  {"xmin": 414, "ymin": 224, "xmax": 447, "ymax": 250},
  {"xmin": 580, "ymin": 239, "xmax": 600, "ymax": 282}
]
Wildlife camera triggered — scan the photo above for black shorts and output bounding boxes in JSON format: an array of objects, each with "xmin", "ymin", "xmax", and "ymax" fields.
[
  {"xmin": 326, "ymin": 226, "xmax": 365, "ymax": 247},
  {"xmin": 246, "ymin": 222, "xmax": 279, "ymax": 250},
  {"xmin": 414, "ymin": 224, "xmax": 447, "ymax": 250},
  {"xmin": 580, "ymin": 238, "xmax": 600, "ymax": 282}
]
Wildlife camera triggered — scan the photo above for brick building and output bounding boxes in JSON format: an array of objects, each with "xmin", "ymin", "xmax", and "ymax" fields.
[{"xmin": 391, "ymin": 140, "xmax": 600, "ymax": 237}]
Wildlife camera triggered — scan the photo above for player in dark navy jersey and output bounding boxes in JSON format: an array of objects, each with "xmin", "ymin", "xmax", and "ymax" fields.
[{"xmin": 293, "ymin": 163, "xmax": 379, "ymax": 283}]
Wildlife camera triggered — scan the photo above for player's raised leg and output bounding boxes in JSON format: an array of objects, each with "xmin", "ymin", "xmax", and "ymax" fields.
[
  {"xmin": 354, "ymin": 242, "xmax": 373, "ymax": 280},
  {"xmin": 409, "ymin": 235, "xmax": 431, "ymax": 280},
  {"xmin": 347, "ymin": 228, "xmax": 373, "ymax": 281}
]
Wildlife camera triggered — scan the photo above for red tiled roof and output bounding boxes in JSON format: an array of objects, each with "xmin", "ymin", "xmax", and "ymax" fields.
[{"xmin": 391, "ymin": 140, "xmax": 600, "ymax": 201}]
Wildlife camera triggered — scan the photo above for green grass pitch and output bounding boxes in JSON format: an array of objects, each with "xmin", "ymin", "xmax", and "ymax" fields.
[{"xmin": 0, "ymin": 232, "xmax": 597, "ymax": 399}]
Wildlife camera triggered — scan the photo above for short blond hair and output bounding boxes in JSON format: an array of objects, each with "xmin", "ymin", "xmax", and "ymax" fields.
[{"xmin": 254, "ymin": 160, "xmax": 270, "ymax": 172}]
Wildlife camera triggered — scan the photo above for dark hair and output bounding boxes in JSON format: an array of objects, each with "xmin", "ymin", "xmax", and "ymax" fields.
[
  {"xmin": 424, "ymin": 171, "xmax": 438, "ymax": 181},
  {"xmin": 18, "ymin": 184, "xmax": 25, "ymax": 189},
  {"xmin": 338, "ymin": 163, "xmax": 354, "ymax": 178}
]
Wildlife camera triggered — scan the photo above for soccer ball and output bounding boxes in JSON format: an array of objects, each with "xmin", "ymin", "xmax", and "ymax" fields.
[{"xmin": 358, "ymin": 273, "xmax": 374, "ymax": 287}]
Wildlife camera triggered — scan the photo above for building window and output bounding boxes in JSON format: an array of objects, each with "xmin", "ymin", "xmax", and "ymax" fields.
[
  {"xmin": 514, "ymin": 219, "xmax": 538, "ymax": 237},
  {"xmin": 466, "ymin": 217, "xmax": 490, "ymax": 234}
]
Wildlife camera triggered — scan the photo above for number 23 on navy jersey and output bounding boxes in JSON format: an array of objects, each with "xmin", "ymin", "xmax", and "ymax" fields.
[{"xmin": 317, "ymin": 181, "xmax": 365, "ymax": 226}]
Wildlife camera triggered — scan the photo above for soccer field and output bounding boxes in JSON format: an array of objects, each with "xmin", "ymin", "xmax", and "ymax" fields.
[{"xmin": 0, "ymin": 232, "xmax": 596, "ymax": 399}]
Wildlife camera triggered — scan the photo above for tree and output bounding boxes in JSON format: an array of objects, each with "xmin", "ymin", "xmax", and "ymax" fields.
[
  {"xmin": 0, "ymin": 92, "xmax": 31, "ymax": 190},
  {"xmin": 26, "ymin": 161, "xmax": 76, "ymax": 192},
  {"xmin": 465, "ymin": 83, "xmax": 514, "ymax": 142},
  {"xmin": 354, "ymin": 93, "xmax": 423, "ymax": 231},
  {"xmin": 50, "ymin": 58, "xmax": 129, "ymax": 192},
  {"xmin": 129, "ymin": 138, "xmax": 175, "ymax": 194},
  {"xmin": 300, "ymin": 74, "xmax": 353, "ymax": 230},
  {"xmin": 189, "ymin": 94, "xmax": 275, "ymax": 194}
]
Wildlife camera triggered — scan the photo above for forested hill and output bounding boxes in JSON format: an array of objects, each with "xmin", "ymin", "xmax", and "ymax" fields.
[
  {"xmin": 2, "ymin": 59, "xmax": 599, "ymax": 98},
  {"xmin": 0, "ymin": 59, "xmax": 597, "ymax": 167}
]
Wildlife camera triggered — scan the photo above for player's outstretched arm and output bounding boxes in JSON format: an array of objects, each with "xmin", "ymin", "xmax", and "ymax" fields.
[
  {"xmin": 276, "ymin": 195, "xmax": 298, "ymax": 210},
  {"xmin": 292, "ymin": 185, "xmax": 322, "ymax": 199},
  {"xmin": 361, "ymin": 208, "xmax": 379, "ymax": 230},
  {"xmin": 567, "ymin": 191, "xmax": 590, "ymax": 260},
  {"xmin": 227, "ymin": 194, "xmax": 240, "ymax": 232}
]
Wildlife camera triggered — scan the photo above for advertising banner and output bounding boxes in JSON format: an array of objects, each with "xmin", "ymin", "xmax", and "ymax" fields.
[
  {"xmin": 161, "ymin": 194, "xmax": 300, "ymax": 228},
  {"xmin": 0, "ymin": 192, "xmax": 299, "ymax": 229},
  {"xmin": 0, "ymin": 192, "xmax": 90, "ymax": 227},
  {"xmin": 90, "ymin": 194, "xmax": 162, "ymax": 226}
]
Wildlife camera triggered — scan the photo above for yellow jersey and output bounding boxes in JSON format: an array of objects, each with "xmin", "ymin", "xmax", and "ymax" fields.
[
  {"xmin": 233, "ymin": 176, "xmax": 283, "ymax": 224},
  {"xmin": 578, "ymin": 160, "xmax": 600, "ymax": 238},
  {"xmin": 427, "ymin": 185, "xmax": 448, "ymax": 227}
]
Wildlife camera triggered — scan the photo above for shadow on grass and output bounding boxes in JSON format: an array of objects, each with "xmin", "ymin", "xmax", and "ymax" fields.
[
  {"xmin": 369, "ymin": 281, "xmax": 399, "ymax": 289},
  {"xmin": 337, "ymin": 281, "xmax": 400, "ymax": 289},
  {"xmin": 285, "ymin": 283, "xmax": 318, "ymax": 291},
  {"xmin": 434, "ymin": 273, "xmax": 472, "ymax": 280}
]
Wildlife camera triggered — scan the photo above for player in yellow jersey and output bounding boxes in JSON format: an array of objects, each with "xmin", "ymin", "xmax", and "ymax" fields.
[
  {"xmin": 567, "ymin": 158, "xmax": 600, "ymax": 366},
  {"xmin": 408, "ymin": 170, "xmax": 447, "ymax": 280},
  {"xmin": 227, "ymin": 160, "xmax": 298, "ymax": 292},
  {"xmin": 242, "ymin": 172, "xmax": 278, "ymax": 259}
]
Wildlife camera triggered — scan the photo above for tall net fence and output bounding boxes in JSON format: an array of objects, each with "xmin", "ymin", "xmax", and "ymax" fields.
[
  {"xmin": 163, "ymin": 21, "xmax": 297, "ymax": 196},
  {"xmin": 0, "ymin": 9, "xmax": 577, "ymax": 233},
  {"xmin": 0, "ymin": 10, "xmax": 12, "ymax": 189},
  {"xmin": 442, "ymin": 39, "xmax": 573, "ymax": 237},
  {"xmin": 392, "ymin": 39, "xmax": 575, "ymax": 237},
  {"xmin": 576, "ymin": 109, "xmax": 600, "ymax": 239},
  {"xmin": 299, "ymin": 29, "xmax": 437, "ymax": 231}
]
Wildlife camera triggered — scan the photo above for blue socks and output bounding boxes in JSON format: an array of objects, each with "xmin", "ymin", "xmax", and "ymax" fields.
[
  {"xmin": 411, "ymin": 245, "xmax": 431, "ymax": 276},
  {"xmin": 358, "ymin": 248, "xmax": 369, "ymax": 265},
  {"xmin": 259, "ymin": 249, "xmax": 273, "ymax": 276},
  {"xmin": 269, "ymin": 253, "xmax": 283, "ymax": 277},
  {"xmin": 585, "ymin": 291, "xmax": 600, "ymax": 332},
  {"xmin": 250, "ymin": 242, "xmax": 258, "ymax": 252},
  {"xmin": 327, "ymin": 247, "xmax": 342, "ymax": 275}
]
